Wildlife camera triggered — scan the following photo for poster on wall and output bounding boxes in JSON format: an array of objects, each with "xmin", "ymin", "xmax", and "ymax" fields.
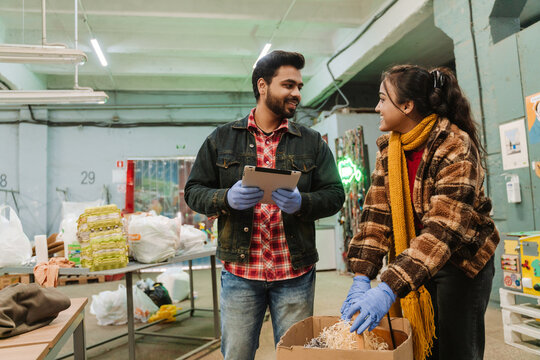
[
  {"xmin": 499, "ymin": 118, "xmax": 529, "ymax": 170},
  {"xmin": 525, "ymin": 92, "xmax": 540, "ymax": 145}
]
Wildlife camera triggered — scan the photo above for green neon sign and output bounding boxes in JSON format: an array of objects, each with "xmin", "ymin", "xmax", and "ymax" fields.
[{"xmin": 338, "ymin": 157, "xmax": 363, "ymax": 185}]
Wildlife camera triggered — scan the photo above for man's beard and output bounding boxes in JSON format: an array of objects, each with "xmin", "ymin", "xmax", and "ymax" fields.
[{"xmin": 265, "ymin": 88, "xmax": 298, "ymax": 119}]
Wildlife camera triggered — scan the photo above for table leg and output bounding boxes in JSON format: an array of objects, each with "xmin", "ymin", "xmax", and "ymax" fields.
[
  {"xmin": 73, "ymin": 317, "xmax": 86, "ymax": 360},
  {"xmin": 126, "ymin": 272, "xmax": 136, "ymax": 360},
  {"xmin": 210, "ymin": 255, "xmax": 220, "ymax": 338},
  {"xmin": 189, "ymin": 260, "xmax": 194, "ymax": 316}
]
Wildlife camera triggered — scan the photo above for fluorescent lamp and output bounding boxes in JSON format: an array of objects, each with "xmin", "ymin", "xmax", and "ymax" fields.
[
  {"xmin": 0, "ymin": 89, "xmax": 109, "ymax": 105},
  {"xmin": 90, "ymin": 39, "xmax": 108, "ymax": 67},
  {"xmin": 0, "ymin": 44, "xmax": 87, "ymax": 64},
  {"xmin": 253, "ymin": 43, "xmax": 272, "ymax": 68}
]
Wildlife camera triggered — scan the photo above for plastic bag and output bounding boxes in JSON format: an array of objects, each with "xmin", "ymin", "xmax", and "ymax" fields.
[
  {"xmin": 57, "ymin": 199, "xmax": 103, "ymax": 254},
  {"xmin": 127, "ymin": 213, "xmax": 181, "ymax": 263},
  {"xmin": 90, "ymin": 284, "xmax": 128, "ymax": 326},
  {"xmin": 157, "ymin": 268, "xmax": 190, "ymax": 302},
  {"xmin": 136, "ymin": 278, "xmax": 155, "ymax": 292},
  {"xmin": 179, "ymin": 225, "xmax": 206, "ymax": 254},
  {"xmin": 144, "ymin": 282, "xmax": 172, "ymax": 307},
  {"xmin": 90, "ymin": 284, "xmax": 159, "ymax": 325},
  {"xmin": 149, "ymin": 304, "xmax": 181, "ymax": 323},
  {"xmin": 134, "ymin": 286, "xmax": 159, "ymax": 323},
  {"xmin": 0, "ymin": 205, "xmax": 32, "ymax": 266}
]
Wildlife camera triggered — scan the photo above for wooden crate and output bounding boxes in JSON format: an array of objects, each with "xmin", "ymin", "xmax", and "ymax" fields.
[
  {"xmin": 58, "ymin": 274, "xmax": 105, "ymax": 286},
  {"xmin": 500, "ymin": 288, "xmax": 540, "ymax": 356},
  {"xmin": 0, "ymin": 274, "xmax": 30, "ymax": 290}
]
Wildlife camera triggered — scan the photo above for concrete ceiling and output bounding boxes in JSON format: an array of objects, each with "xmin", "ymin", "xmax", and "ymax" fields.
[
  {"xmin": 0, "ymin": 0, "xmax": 383, "ymax": 93},
  {"xmin": 348, "ymin": 13, "xmax": 455, "ymax": 85},
  {"xmin": 0, "ymin": 0, "xmax": 537, "ymax": 107},
  {"xmin": 521, "ymin": 0, "xmax": 540, "ymax": 27}
]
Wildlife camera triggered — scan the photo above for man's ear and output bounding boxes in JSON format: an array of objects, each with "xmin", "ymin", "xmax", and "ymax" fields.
[
  {"xmin": 402, "ymin": 100, "xmax": 415, "ymax": 115},
  {"xmin": 257, "ymin": 78, "xmax": 267, "ymax": 97}
]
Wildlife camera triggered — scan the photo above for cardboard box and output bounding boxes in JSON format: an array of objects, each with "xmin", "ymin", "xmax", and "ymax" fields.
[{"xmin": 277, "ymin": 316, "xmax": 413, "ymax": 360}]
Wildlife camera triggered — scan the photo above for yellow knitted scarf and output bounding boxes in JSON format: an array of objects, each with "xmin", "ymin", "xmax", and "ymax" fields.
[{"xmin": 388, "ymin": 114, "xmax": 437, "ymax": 360}]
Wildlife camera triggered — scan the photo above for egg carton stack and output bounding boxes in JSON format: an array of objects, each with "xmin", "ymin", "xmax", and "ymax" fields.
[{"xmin": 77, "ymin": 204, "xmax": 128, "ymax": 271}]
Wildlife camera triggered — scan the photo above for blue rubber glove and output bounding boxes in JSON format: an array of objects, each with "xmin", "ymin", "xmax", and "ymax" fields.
[
  {"xmin": 226, "ymin": 180, "xmax": 264, "ymax": 210},
  {"xmin": 271, "ymin": 187, "xmax": 302, "ymax": 214},
  {"xmin": 340, "ymin": 275, "xmax": 371, "ymax": 320},
  {"xmin": 346, "ymin": 282, "xmax": 396, "ymax": 334}
]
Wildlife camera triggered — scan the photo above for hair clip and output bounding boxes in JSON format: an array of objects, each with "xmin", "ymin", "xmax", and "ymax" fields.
[{"xmin": 431, "ymin": 70, "xmax": 444, "ymax": 89}]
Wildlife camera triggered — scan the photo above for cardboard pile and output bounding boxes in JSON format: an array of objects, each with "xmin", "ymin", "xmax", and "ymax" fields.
[{"xmin": 277, "ymin": 316, "xmax": 413, "ymax": 360}]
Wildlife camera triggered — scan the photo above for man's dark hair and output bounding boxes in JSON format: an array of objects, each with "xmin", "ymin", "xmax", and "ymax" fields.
[{"xmin": 252, "ymin": 50, "xmax": 305, "ymax": 100}]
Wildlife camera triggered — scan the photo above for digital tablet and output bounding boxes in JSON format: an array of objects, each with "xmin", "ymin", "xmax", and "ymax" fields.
[{"xmin": 242, "ymin": 165, "xmax": 301, "ymax": 205}]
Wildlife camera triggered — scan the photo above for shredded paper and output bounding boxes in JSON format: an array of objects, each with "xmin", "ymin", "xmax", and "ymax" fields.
[{"xmin": 305, "ymin": 320, "xmax": 389, "ymax": 351}]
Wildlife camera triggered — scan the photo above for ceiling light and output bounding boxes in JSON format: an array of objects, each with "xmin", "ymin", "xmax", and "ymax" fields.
[
  {"xmin": 0, "ymin": 0, "xmax": 88, "ymax": 65},
  {"xmin": 0, "ymin": 89, "xmax": 109, "ymax": 105},
  {"xmin": 253, "ymin": 43, "xmax": 272, "ymax": 68},
  {"xmin": 0, "ymin": 44, "xmax": 87, "ymax": 64},
  {"xmin": 90, "ymin": 39, "xmax": 108, "ymax": 67}
]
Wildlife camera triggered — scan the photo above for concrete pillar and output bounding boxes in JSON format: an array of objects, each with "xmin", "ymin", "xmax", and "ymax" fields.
[{"xmin": 18, "ymin": 108, "xmax": 48, "ymax": 240}]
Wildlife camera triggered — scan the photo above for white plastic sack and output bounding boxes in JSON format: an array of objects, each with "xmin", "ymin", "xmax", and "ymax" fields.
[
  {"xmin": 124, "ymin": 211, "xmax": 158, "ymax": 258},
  {"xmin": 133, "ymin": 286, "xmax": 159, "ymax": 323},
  {"xmin": 57, "ymin": 199, "xmax": 103, "ymax": 253},
  {"xmin": 90, "ymin": 284, "xmax": 128, "ymax": 326},
  {"xmin": 157, "ymin": 268, "xmax": 190, "ymax": 302},
  {"xmin": 0, "ymin": 205, "xmax": 32, "ymax": 266},
  {"xmin": 179, "ymin": 225, "xmax": 206, "ymax": 254},
  {"xmin": 90, "ymin": 284, "xmax": 159, "ymax": 326},
  {"xmin": 61, "ymin": 200, "xmax": 104, "ymax": 220},
  {"xmin": 127, "ymin": 214, "xmax": 181, "ymax": 263}
]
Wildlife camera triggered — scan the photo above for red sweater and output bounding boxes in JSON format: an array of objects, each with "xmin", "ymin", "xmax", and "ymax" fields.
[{"xmin": 405, "ymin": 148, "xmax": 424, "ymax": 230}]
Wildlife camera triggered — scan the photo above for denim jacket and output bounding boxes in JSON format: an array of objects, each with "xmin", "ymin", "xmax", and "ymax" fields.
[{"xmin": 184, "ymin": 115, "xmax": 345, "ymax": 269}]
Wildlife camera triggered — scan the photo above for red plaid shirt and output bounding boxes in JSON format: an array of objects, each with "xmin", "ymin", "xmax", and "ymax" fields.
[{"xmin": 223, "ymin": 109, "xmax": 312, "ymax": 281}]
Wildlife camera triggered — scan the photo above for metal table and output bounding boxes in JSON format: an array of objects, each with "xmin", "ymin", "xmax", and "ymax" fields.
[{"xmin": 0, "ymin": 247, "xmax": 220, "ymax": 360}]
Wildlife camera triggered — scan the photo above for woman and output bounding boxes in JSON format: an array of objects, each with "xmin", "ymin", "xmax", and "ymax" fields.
[{"xmin": 341, "ymin": 65, "xmax": 499, "ymax": 360}]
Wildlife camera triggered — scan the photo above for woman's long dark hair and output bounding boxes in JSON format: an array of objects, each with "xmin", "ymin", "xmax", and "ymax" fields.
[{"xmin": 381, "ymin": 64, "xmax": 485, "ymax": 158}]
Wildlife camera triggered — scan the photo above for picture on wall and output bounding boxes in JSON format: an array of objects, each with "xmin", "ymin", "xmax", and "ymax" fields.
[
  {"xmin": 499, "ymin": 118, "xmax": 529, "ymax": 170},
  {"xmin": 525, "ymin": 91, "xmax": 540, "ymax": 145}
]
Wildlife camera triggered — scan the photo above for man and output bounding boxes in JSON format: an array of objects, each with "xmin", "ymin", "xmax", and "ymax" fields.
[{"xmin": 184, "ymin": 50, "xmax": 344, "ymax": 360}]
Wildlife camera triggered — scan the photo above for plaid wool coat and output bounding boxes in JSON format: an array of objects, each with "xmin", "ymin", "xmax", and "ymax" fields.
[{"xmin": 347, "ymin": 117, "xmax": 500, "ymax": 298}]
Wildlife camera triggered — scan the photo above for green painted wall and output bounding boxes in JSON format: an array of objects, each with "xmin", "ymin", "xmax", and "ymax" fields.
[{"xmin": 435, "ymin": 0, "xmax": 540, "ymax": 302}]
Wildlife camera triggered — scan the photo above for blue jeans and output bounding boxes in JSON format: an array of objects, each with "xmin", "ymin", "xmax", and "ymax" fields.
[{"xmin": 220, "ymin": 268, "xmax": 316, "ymax": 360}]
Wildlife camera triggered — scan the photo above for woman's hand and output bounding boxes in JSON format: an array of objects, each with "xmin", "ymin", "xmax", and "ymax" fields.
[
  {"xmin": 340, "ymin": 275, "xmax": 371, "ymax": 320},
  {"xmin": 345, "ymin": 282, "xmax": 396, "ymax": 334}
]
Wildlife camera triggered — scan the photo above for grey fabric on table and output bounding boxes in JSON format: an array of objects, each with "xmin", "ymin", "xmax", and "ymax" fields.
[{"xmin": 0, "ymin": 283, "xmax": 71, "ymax": 338}]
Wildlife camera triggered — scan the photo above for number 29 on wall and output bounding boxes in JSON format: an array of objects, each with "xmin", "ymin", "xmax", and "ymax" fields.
[{"xmin": 81, "ymin": 171, "xmax": 96, "ymax": 185}]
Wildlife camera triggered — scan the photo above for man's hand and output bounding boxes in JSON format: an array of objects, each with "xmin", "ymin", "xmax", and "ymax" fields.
[
  {"xmin": 272, "ymin": 187, "xmax": 302, "ymax": 214},
  {"xmin": 344, "ymin": 282, "xmax": 396, "ymax": 334},
  {"xmin": 226, "ymin": 180, "xmax": 264, "ymax": 210},
  {"xmin": 340, "ymin": 275, "xmax": 371, "ymax": 320}
]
